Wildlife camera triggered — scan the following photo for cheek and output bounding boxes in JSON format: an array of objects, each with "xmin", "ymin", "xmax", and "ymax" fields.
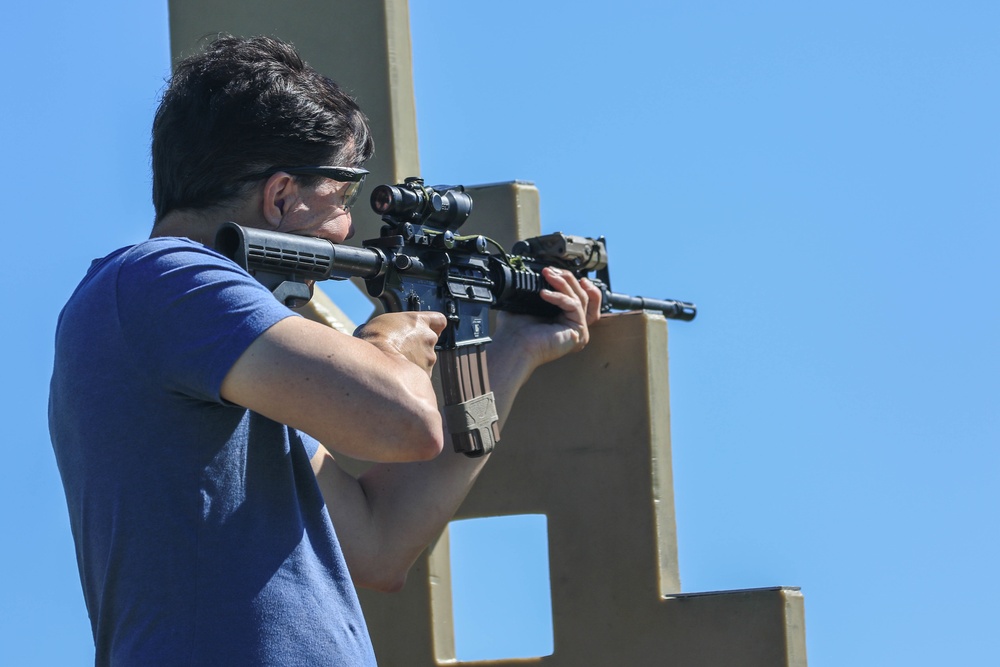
[
  {"xmin": 276, "ymin": 209, "xmax": 321, "ymax": 235},
  {"xmin": 313, "ymin": 213, "xmax": 354, "ymax": 242}
]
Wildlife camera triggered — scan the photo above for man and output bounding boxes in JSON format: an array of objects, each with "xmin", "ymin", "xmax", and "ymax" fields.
[{"xmin": 49, "ymin": 35, "xmax": 600, "ymax": 665}]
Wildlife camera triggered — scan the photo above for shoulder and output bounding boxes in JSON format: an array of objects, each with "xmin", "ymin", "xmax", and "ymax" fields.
[
  {"xmin": 119, "ymin": 236, "xmax": 238, "ymax": 272},
  {"xmin": 112, "ymin": 236, "xmax": 297, "ymax": 398},
  {"xmin": 78, "ymin": 237, "xmax": 242, "ymax": 292},
  {"xmin": 108, "ymin": 235, "xmax": 296, "ymax": 344},
  {"xmin": 115, "ymin": 236, "xmax": 277, "ymax": 301}
]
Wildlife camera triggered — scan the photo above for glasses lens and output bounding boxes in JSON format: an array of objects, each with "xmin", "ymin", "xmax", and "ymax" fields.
[{"xmin": 341, "ymin": 176, "xmax": 365, "ymax": 210}]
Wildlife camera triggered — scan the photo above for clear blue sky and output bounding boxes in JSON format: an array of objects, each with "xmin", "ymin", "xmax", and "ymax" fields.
[{"xmin": 2, "ymin": 1, "xmax": 997, "ymax": 665}]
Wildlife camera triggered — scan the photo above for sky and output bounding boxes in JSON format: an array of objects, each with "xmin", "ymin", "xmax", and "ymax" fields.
[{"xmin": 2, "ymin": 1, "xmax": 998, "ymax": 665}]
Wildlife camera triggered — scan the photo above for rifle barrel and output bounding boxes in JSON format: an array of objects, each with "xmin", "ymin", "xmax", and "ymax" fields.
[{"xmin": 604, "ymin": 291, "xmax": 697, "ymax": 321}]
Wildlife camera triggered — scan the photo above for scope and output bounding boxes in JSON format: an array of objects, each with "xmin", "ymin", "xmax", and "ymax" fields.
[{"xmin": 370, "ymin": 177, "xmax": 473, "ymax": 230}]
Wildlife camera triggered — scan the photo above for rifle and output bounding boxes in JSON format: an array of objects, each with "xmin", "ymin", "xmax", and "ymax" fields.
[{"xmin": 214, "ymin": 177, "xmax": 696, "ymax": 458}]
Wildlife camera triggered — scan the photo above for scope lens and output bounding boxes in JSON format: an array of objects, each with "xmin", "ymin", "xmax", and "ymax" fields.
[{"xmin": 371, "ymin": 185, "xmax": 394, "ymax": 214}]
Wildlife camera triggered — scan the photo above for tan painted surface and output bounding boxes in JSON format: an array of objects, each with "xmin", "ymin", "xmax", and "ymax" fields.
[
  {"xmin": 168, "ymin": 3, "xmax": 808, "ymax": 665},
  {"xmin": 356, "ymin": 188, "xmax": 806, "ymax": 667}
]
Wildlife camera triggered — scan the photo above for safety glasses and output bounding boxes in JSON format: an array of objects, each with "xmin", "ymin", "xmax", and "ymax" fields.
[{"xmin": 246, "ymin": 166, "xmax": 369, "ymax": 210}]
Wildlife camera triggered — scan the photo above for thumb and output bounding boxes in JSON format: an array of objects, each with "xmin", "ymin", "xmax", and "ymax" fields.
[{"xmin": 420, "ymin": 311, "xmax": 449, "ymax": 336}]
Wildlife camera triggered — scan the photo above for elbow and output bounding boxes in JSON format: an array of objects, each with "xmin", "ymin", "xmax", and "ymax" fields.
[
  {"xmin": 348, "ymin": 415, "xmax": 441, "ymax": 463},
  {"xmin": 392, "ymin": 405, "xmax": 444, "ymax": 462},
  {"xmin": 380, "ymin": 371, "xmax": 445, "ymax": 462},
  {"xmin": 412, "ymin": 417, "xmax": 445, "ymax": 461},
  {"xmin": 366, "ymin": 574, "xmax": 408, "ymax": 594},
  {"xmin": 355, "ymin": 564, "xmax": 410, "ymax": 594}
]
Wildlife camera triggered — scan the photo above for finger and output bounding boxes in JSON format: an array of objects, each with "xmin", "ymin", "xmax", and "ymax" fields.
[
  {"xmin": 581, "ymin": 278, "xmax": 603, "ymax": 324},
  {"xmin": 423, "ymin": 348, "xmax": 438, "ymax": 375},
  {"xmin": 406, "ymin": 314, "xmax": 442, "ymax": 374},
  {"xmin": 538, "ymin": 286, "xmax": 587, "ymax": 322},
  {"xmin": 537, "ymin": 284, "xmax": 590, "ymax": 350},
  {"xmin": 543, "ymin": 267, "xmax": 588, "ymax": 303},
  {"xmin": 419, "ymin": 310, "xmax": 449, "ymax": 335},
  {"xmin": 542, "ymin": 268, "xmax": 590, "ymax": 319}
]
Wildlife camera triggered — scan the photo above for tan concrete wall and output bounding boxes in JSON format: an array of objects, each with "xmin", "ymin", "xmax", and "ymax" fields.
[{"xmin": 356, "ymin": 185, "xmax": 807, "ymax": 667}]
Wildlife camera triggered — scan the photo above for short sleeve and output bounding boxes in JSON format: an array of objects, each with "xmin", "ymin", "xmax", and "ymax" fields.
[
  {"xmin": 291, "ymin": 429, "xmax": 321, "ymax": 460},
  {"xmin": 115, "ymin": 238, "xmax": 298, "ymax": 403}
]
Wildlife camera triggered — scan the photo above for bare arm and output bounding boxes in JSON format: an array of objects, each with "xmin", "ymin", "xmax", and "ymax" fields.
[
  {"xmin": 220, "ymin": 311, "xmax": 447, "ymax": 462},
  {"xmin": 312, "ymin": 269, "xmax": 603, "ymax": 591}
]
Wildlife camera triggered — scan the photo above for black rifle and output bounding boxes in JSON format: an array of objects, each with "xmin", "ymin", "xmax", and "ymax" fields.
[{"xmin": 215, "ymin": 178, "xmax": 695, "ymax": 458}]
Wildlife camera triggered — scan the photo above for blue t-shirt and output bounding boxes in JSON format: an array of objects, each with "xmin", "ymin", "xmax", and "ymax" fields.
[{"xmin": 49, "ymin": 237, "xmax": 377, "ymax": 666}]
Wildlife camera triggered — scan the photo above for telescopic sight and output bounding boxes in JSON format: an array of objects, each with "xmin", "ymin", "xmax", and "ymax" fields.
[{"xmin": 370, "ymin": 185, "xmax": 397, "ymax": 215}]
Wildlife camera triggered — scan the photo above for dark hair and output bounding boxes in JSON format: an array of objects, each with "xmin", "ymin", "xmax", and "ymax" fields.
[{"xmin": 151, "ymin": 35, "xmax": 375, "ymax": 222}]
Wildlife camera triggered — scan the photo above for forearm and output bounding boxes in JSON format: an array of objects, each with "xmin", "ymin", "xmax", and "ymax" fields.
[
  {"xmin": 317, "ymin": 271, "xmax": 601, "ymax": 590},
  {"xmin": 224, "ymin": 316, "xmax": 444, "ymax": 462},
  {"xmin": 322, "ymin": 342, "xmax": 536, "ymax": 590}
]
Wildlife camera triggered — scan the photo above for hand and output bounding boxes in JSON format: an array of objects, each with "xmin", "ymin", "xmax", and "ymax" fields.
[
  {"xmin": 354, "ymin": 311, "xmax": 447, "ymax": 376},
  {"xmin": 494, "ymin": 266, "xmax": 603, "ymax": 371}
]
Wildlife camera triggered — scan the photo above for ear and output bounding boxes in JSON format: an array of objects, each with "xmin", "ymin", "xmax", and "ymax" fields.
[{"xmin": 260, "ymin": 172, "xmax": 300, "ymax": 229}]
